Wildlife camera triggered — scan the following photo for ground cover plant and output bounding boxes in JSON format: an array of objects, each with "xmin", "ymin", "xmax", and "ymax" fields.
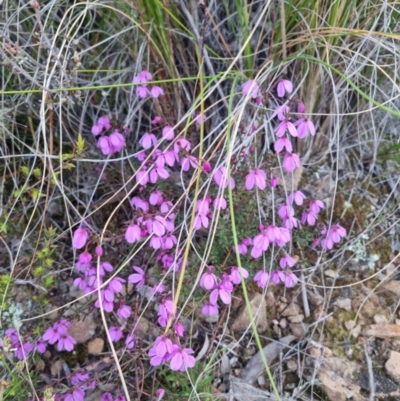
[{"xmin": 1, "ymin": 0, "xmax": 400, "ymax": 400}]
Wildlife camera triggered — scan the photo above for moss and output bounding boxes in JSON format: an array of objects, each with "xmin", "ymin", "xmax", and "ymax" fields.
[{"xmin": 366, "ymin": 236, "xmax": 392, "ymax": 265}]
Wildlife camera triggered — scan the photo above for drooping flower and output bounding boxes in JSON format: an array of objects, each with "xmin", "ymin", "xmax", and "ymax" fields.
[
  {"xmin": 282, "ymin": 153, "xmax": 301, "ymax": 173},
  {"xmin": 242, "ymin": 80, "xmax": 260, "ymax": 99},
  {"xmin": 97, "ymin": 136, "xmax": 112, "ymax": 155},
  {"xmin": 202, "ymin": 302, "xmax": 219, "ymax": 316},
  {"xmin": 275, "ymin": 118, "xmax": 298, "ymax": 138},
  {"xmin": 109, "ymin": 326, "xmax": 123, "ymax": 342},
  {"xmin": 288, "ymin": 190, "xmax": 306, "ymax": 205},
  {"xmin": 125, "ymin": 224, "xmax": 141, "ymax": 244},
  {"xmin": 279, "ymin": 254, "xmax": 296, "ymax": 269},
  {"xmin": 213, "ymin": 166, "xmax": 235, "ymax": 189},
  {"xmin": 294, "ymin": 117, "xmax": 316, "ymax": 138},
  {"xmin": 150, "ymin": 86, "xmax": 164, "ymax": 98},
  {"xmin": 162, "ymin": 126, "xmax": 174, "ymax": 140},
  {"xmin": 245, "ymin": 168, "xmax": 266, "ymax": 190},
  {"xmin": 73, "ymin": 227, "xmax": 89, "ymax": 249},
  {"xmin": 309, "ymin": 199, "xmax": 325, "ymax": 214},
  {"xmin": 276, "ymin": 79, "xmax": 293, "ymax": 97},
  {"xmin": 229, "ymin": 266, "xmax": 249, "ymax": 284},
  {"xmin": 254, "ymin": 270, "xmax": 269, "ymax": 288},
  {"xmin": 169, "ymin": 346, "xmax": 196, "ymax": 371},
  {"xmin": 274, "ymin": 136, "xmax": 293, "ymax": 153}
]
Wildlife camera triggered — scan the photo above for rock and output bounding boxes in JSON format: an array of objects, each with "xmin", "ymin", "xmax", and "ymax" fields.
[
  {"xmin": 385, "ymin": 350, "xmax": 400, "ymax": 382},
  {"xmin": 289, "ymin": 322, "xmax": 309, "ymax": 338},
  {"xmin": 396, "ymin": 319, "xmax": 400, "ymax": 326},
  {"xmin": 345, "ymin": 320, "xmax": 356, "ymax": 331},
  {"xmin": 280, "ymin": 303, "xmax": 301, "ymax": 317},
  {"xmin": 88, "ymin": 338, "xmax": 104, "ymax": 355},
  {"xmin": 135, "ymin": 316, "xmax": 162, "ymax": 340},
  {"xmin": 350, "ymin": 325, "xmax": 362, "ymax": 338},
  {"xmin": 373, "ymin": 314, "xmax": 388, "ymax": 324},
  {"xmin": 288, "ymin": 314, "xmax": 304, "ymax": 323},
  {"xmin": 306, "ymin": 290, "xmax": 324, "ymax": 306},
  {"xmin": 67, "ymin": 310, "xmax": 97, "ymax": 343},
  {"xmin": 35, "ymin": 359, "xmax": 45, "ymax": 372},
  {"xmin": 279, "ymin": 318, "xmax": 288, "ymax": 329},
  {"xmin": 231, "ymin": 293, "xmax": 268, "ymax": 333},
  {"xmin": 325, "ymin": 269, "xmax": 339, "ymax": 279},
  {"xmin": 50, "ymin": 360, "xmax": 64, "ymax": 376},
  {"xmin": 240, "ymin": 335, "xmax": 296, "ymax": 383},
  {"xmin": 337, "ymin": 298, "xmax": 352, "ymax": 311},
  {"xmin": 381, "ymin": 280, "xmax": 400, "ymax": 297},
  {"xmin": 363, "ymin": 324, "xmax": 400, "ymax": 338}
]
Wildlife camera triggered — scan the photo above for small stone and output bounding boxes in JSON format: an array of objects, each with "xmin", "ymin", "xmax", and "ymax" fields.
[
  {"xmin": 35, "ymin": 359, "xmax": 45, "ymax": 372},
  {"xmin": 289, "ymin": 322, "xmax": 309, "ymax": 338},
  {"xmin": 307, "ymin": 290, "xmax": 324, "ymax": 306},
  {"xmin": 373, "ymin": 314, "xmax": 388, "ymax": 324},
  {"xmin": 385, "ymin": 350, "xmax": 400, "ymax": 382},
  {"xmin": 396, "ymin": 319, "xmax": 400, "ymax": 326},
  {"xmin": 350, "ymin": 325, "xmax": 362, "ymax": 338},
  {"xmin": 279, "ymin": 318, "xmax": 288, "ymax": 329},
  {"xmin": 67, "ymin": 310, "xmax": 97, "ymax": 343},
  {"xmin": 323, "ymin": 347, "xmax": 333, "ymax": 358},
  {"xmin": 325, "ymin": 269, "xmax": 339, "ymax": 279},
  {"xmin": 337, "ymin": 298, "xmax": 352, "ymax": 311},
  {"xmin": 231, "ymin": 293, "xmax": 268, "ymax": 333},
  {"xmin": 309, "ymin": 347, "xmax": 322, "ymax": 358},
  {"xmin": 281, "ymin": 303, "xmax": 301, "ymax": 317},
  {"xmin": 363, "ymin": 324, "xmax": 400, "ymax": 338},
  {"xmin": 344, "ymin": 320, "xmax": 356, "ymax": 331},
  {"xmin": 51, "ymin": 360, "xmax": 64, "ymax": 376},
  {"xmin": 288, "ymin": 314, "xmax": 304, "ymax": 323},
  {"xmin": 88, "ymin": 338, "xmax": 104, "ymax": 355},
  {"xmin": 286, "ymin": 359, "xmax": 297, "ymax": 371}
]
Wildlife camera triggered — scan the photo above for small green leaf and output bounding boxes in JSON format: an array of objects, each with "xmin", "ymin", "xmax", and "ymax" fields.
[
  {"xmin": 76, "ymin": 134, "xmax": 85, "ymax": 152},
  {"xmin": 20, "ymin": 166, "xmax": 29, "ymax": 176}
]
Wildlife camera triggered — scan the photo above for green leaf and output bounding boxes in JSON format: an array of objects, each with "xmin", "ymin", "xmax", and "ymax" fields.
[{"xmin": 76, "ymin": 134, "xmax": 85, "ymax": 152}]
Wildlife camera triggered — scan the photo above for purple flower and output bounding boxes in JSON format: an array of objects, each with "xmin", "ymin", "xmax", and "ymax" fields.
[
  {"xmin": 97, "ymin": 136, "xmax": 112, "ymax": 155},
  {"xmin": 98, "ymin": 115, "xmax": 111, "ymax": 129},
  {"xmin": 254, "ymin": 270, "xmax": 269, "ymax": 288},
  {"xmin": 36, "ymin": 339, "xmax": 47, "ymax": 354},
  {"xmin": 15, "ymin": 342, "xmax": 33, "ymax": 360},
  {"xmin": 109, "ymin": 130, "xmax": 125, "ymax": 152},
  {"xmin": 242, "ymin": 80, "xmax": 260, "ymax": 98},
  {"xmin": 271, "ymin": 270, "xmax": 286, "ymax": 285},
  {"xmin": 125, "ymin": 224, "xmax": 142, "ymax": 244},
  {"xmin": 109, "ymin": 326, "xmax": 123, "ymax": 342},
  {"xmin": 288, "ymin": 190, "xmax": 306, "ymax": 205},
  {"xmin": 283, "ymin": 272, "xmax": 298, "ymax": 288},
  {"xmin": 57, "ymin": 334, "xmax": 76, "ymax": 352},
  {"xmin": 210, "ymin": 283, "xmax": 232, "ymax": 305},
  {"xmin": 108, "ymin": 277, "xmax": 125, "ymax": 293},
  {"xmin": 133, "ymin": 70, "xmax": 152, "ymax": 83},
  {"xmin": 139, "ymin": 133, "xmax": 158, "ymax": 149},
  {"xmin": 71, "ymin": 372, "xmax": 89, "ymax": 386},
  {"xmin": 72, "ymin": 227, "xmax": 89, "ymax": 250},
  {"xmin": 279, "ymin": 254, "xmax": 296, "ymax": 269},
  {"xmin": 174, "ymin": 137, "xmax": 191, "ymax": 154},
  {"xmin": 162, "ymin": 125, "xmax": 174, "ymax": 140},
  {"xmin": 213, "ymin": 166, "xmax": 235, "ymax": 189},
  {"xmin": 270, "ymin": 176, "xmax": 278, "ymax": 187},
  {"xmin": 229, "ymin": 266, "xmax": 249, "ymax": 284},
  {"xmin": 202, "ymin": 302, "xmax": 219, "ymax": 316},
  {"xmin": 150, "ymin": 86, "xmax": 164, "ymax": 98},
  {"xmin": 95, "ymin": 245, "xmax": 103, "ymax": 257},
  {"xmin": 275, "ymin": 118, "xmax": 297, "ymax": 138},
  {"xmin": 128, "ymin": 266, "xmax": 145, "ymax": 288},
  {"xmin": 294, "ymin": 118, "xmax": 316, "ymax": 138},
  {"xmin": 174, "ymin": 323, "xmax": 184, "ymax": 337},
  {"xmin": 200, "ymin": 268, "xmax": 217, "ymax": 290},
  {"xmin": 321, "ymin": 224, "xmax": 346, "ymax": 250},
  {"xmin": 309, "ymin": 199, "xmax": 325, "ymax": 214},
  {"xmin": 169, "ymin": 346, "xmax": 196, "ymax": 371},
  {"xmin": 100, "ymin": 393, "xmax": 113, "ymax": 401},
  {"xmin": 274, "ymin": 136, "xmax": 293, "ymax": 153},
  {"xmin": 245, "ymin": 168, "xmax": 266, "ymax": 190},
  {"xmin": 91, "ymin": 123, "xmax": 103, "ymax": 136},
  {"xmin": 156, "ymin": 388, "xmax": 165, "ymax": 400},
  {"xmin": 125, "ymin": 333, "xmax": 136, "ymax": 349},
  {"xmin": 301, "ymin": 211, "xmax": 317, "ymax": 226},
  {"xmin": 282, "ymin": 152, "xmax": 301, "ymax": 173},
  {"xmin": 136, "ymin": 85, "xmax": 149, "ymax": 98},
  {"xmin": 276, "ymin": 79, "xmax": 293, "ymax": 97},
  {"xmin": 117, "ymin": 304, "xmax": 131, "ymax": 319},
  {"xmin": 65, "ymin": 388, "xmax": 85, "ymax": 401}
]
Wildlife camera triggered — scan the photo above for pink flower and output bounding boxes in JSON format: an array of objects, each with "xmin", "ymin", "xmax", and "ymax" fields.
[
  {"xmin": 95, "ymin": 245, "xmax": 103, "ymax": 257},
  {"xmin": 213, "ymin": 166, "xmax": 235, "ymax": 189},
  {"xmin": 202, "ymin": 302, "xmax": 219, "ymax": 316},
  {"xmin": 270, "ymin": 176, "xmax": 278, "ymax": 187},
  {"xmin": 294, "ymin": 118, "xmax": 315, "ymax": 138},
  {"xmin": 234, "ymin": 237, "xmax": 252, "ymax": 255},
  {"xmin": 136, "ymin": 85, "xmax": 149, "ymax": 98},
  {"xmin": 274, "ymin": 104, "xmax": 290, "ymax": 121},
  {"xmin": 174, "ymin": 137, "xmax": 191, "ymax": 154},
  {"xmin": 271, "ymin": 270, "xmax": 286, "ymax": 285},
  {"xmin": 98, "ymin": 115, "xmax": 111, "ymax": 129},
  {"xmin": 136, "ymin": 168, "xmax": 149, "ymax": 186},
  {"xmin": 152, "ymin": 116, "xmax": 162, "ymax": 124},
  {"xmin": 91, "ymin": 123, "xmax": 103, "ymax": 136},
  {"xmin": 65, "ymin": 388, "xmax": 85, "ymax": 401},
  {"xmin": 229, "ymin": 266, "xmax": 249, "ymax": 284},
  {"xmin": 133, "ymin": 70, "xmax": 153, "ymax": 83},
  {"xmin": 288, "ymin": 190, "xmax": 306, "ymax": 205},
  {"xmin": 181, "ymin": 155, "xmax": 198, "ymax": 171},
  {"xmin": 156, "ymin": 388, "xmax": 165, "ymax": 400},
  {"xmin": 202, "ymin": 161, "xmax": 212, "ymax": 172},
  {"xmin": 200, "ymin": 268, "xmax": 217, "ymax": 290},
  {"xmin": 213, "ymin": 196, "xmax": 227, "ymax": 210},
  {"xmin": 301, "ymin": 211, "xmax": 317, "ymax": 226},
  {"xmin": 245, "ymin": 168, "xmax": 266, "ymax": 190},
  {"xmin": 277, "ymin": 79, "xmax": 293, "ymax": 97},
  {"xmin": 15, "ymin": 342, "xmax": 33, "ymax": 360},
  {"xmin": 57, "ymin": 334, "xmax": 76, "ymax": 352},
  {"xmin": 321, "ymin": 224, "xmax": 346, "ymax": 249},
  {"xmin": 242, "ymin": 80, "xmax": 260, "ymax": 99},
  {"xmin": 279, "ymin": 254, "xmax": 296, "ymax": 269},
  {"xmin": 283, "ymin": 152, "xmax": 301, "ymax": 173},
  {"xmin": 117, "ymin": 304, "xmax": 131, "ymax": 319},
  {"xmin": 101, "ymin": 393, "xmax": 113, "ymax": 401},
  {"xmin": 162, "ymin": 125, "xmax": 174, "ymax": 140},
  {"xmin": 283, "ymin": 272, "xmax": 298, "ymax": 288},
  {"xmin": 109, "ymin": 326, "xmax": 123, "ymax": 342},
  {"xmin": 109, "ymin": 130, "xmax": 125, "ymax": 152},
  {"xmin": 251, "ymin": 232, "xmax": 270, "ymax": 258},
  {"xmin": 73, "ymin": 227, "xmax": 89, "ymax": 249},
  {"xmin": 210, "ymin": 283, "xmax": 232, "ymax": 305},
  {"xmin": 125, "ymin": 333, "xmax": 136, "ymax": 349},
  {"xmin": 254, "ymin": 271, "xmax": 269, "ymax": 288},
  {"xmin": 150, "ymin": 86, "xmax": 164, "ymax": 98},
  {"xmin": 125, "ymin": 224, "xmax": 141, "ymax": 244},
  {"xmin": 275, "ymin": 118, "xmax": 297, "ymax": 138},
  {"xmin": 310, "ymin": 199, "xmax": 325, "ymax": 214},
  {"xmin": 169, "ymin": 347, "xmax": 196, "ymax": 371},
  {"xmin": 140, "ymin": 133, "xmax": 158, "ymax": 149},
  {"xmin": 274, "ymin": 136, "xmax": 293, "ymax": 153},
  {"xmin": 174, "ymin": 322, "xmax": 184, "ymax": 337},
  {"xmin": 97, "ymin": 136, "xmax": 112, "ymax": 155},
  {"xmin": 194, "ymin": 112, "xmax": 207, "ymax": 125},
  {"xmin": 128, "ymin": 266, "xmax": 145, "ymax": 288},
  {"xmin": 36, "ymin": 339, "xmax": 47, "ymax": 354},
  {"xmin": 149, "ymin": 191, "xmax": 163, "ymax": 205}
]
